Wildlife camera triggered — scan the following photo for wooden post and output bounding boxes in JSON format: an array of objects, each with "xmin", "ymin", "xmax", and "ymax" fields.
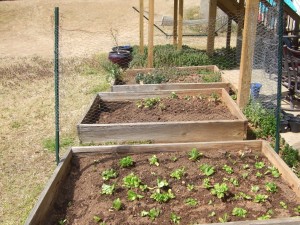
[
  {"xmin": 148, "ymin": 0, "xmax": 154, "ymax": 68},
  {"xmin": 236, "ymin": 0, "xmax": 244, "ymax": 63},
  {"xmin": 206, "ymin": 0, "xmax": 217, "ymax": 56},
  {"xmin": 178, "ymin": 0, "xmax": 183, "ymax": 50},
  {"xmin": 226, "ymin": 16, "xmax": 232, "ymax": 49},
  {"xmin": 173, "ymin": 0, "xmax": 178, "ymax": 46},
  {"xmin": 139, "ymin": 0, "xmax": 144, "ymax": 54},
  {"xmin": 237, "ymin": 0, "xmax": 259, "ymax": 109}
]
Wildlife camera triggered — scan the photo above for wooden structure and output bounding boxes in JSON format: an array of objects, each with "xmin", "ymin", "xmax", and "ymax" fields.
[
  {"xmin": 77, "ymin": 88, "xmax": 247, "ymax": 144},
  {"xmin": 25, "ymin": 140, "xmax": 300, "ymax": 225}
]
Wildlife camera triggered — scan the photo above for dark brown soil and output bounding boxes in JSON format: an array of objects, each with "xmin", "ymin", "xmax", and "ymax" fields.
[
  {"xmin": 97, "ymin": 96, "xmax": 237, "ymax": 124},
  {"xmin": 46, "ymin": 148, "xmax": 300, "ymax": 225}
]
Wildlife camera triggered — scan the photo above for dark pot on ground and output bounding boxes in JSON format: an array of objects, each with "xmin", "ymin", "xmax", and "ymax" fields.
[
  {"xmin": 112, "ymin": 45, "xmax": 133, "ymax": 53},
  {"xmin": 289, "ymin": 117, "xmax": 300, "ymax": 133},
  {"xmin": 280, "ymin": 119, "xmax": 289, "ymax": 133},
  {"xmin": 108, "ymin": 50, "xmax": 132, "ymax": 68}
]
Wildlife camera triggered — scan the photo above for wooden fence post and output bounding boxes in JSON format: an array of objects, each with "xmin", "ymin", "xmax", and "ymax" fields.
[
  {"xmin": 178, "ymin": 0, "xmax": 183, "ymax": 50},
  {"xmin": 206, "ymin": 0, "xmax": 217, "ymax": 56},
  {"xmin": 148, "ymin": 0, "xmax": 154, "ymax": 68},
  {"xmin": 139, "ymin": 0, "xmax": 144, "ymax": 54},
  {"xmin": 173, "ymin": 0, "xmax": 178, "ymax": 46}
]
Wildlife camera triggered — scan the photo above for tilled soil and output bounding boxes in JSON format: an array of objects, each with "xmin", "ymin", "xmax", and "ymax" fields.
[
  {"xmin": 46, "ymin": 148, "xmax": 300, "ymax": 225},
  {"xmin": 97, "ymin": 96, "xmax": 237, "ymax": 124}
]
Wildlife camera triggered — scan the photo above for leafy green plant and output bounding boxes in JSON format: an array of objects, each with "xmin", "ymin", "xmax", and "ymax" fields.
[
  {"xmin": 157, "ymin": 178, "xmax": 169, "ymax": 188},
  {"xmin": 208, "ymin": 211, "xmax": 216, "ymax": 217},
  {"xmin": 258, "ymin": 210, "xmax": 273, "ymax": 220},
  {"xmin": 170, "ymin": 91, "xmax": 179, "ymax": 99},
  {"xmin": 218, "ymin": 213, "xmax": 229, "ymax": 223},
  {"xmin": 171, "ymin": 156, "xmax": 178, "ymax": 162},
  {"xmin": 232, "ymin": 207, "xmax": 247, "ymax": 218},
  {"xmin": 170, "ymin": 212, "xmax": 181, "ymax": 224},
  {"xmin": 150, "ymin": 189, "xmax": 175, "ymax": 203},
  {"xmin": 281, "ymin": 144, "xmax": 299, "ymax": 167},
  {"xmin": 265, "ymin": 166, "xmax": 280, "ymax": 178},
  {"xmin": 229, "ymin": 178, "xmax": 239, "ymax": 187},
  {"xmin": 223, "ymin": 164, "xmax": 233, "ymax": 174},
  {"xmin": 187, "ymin": 183, "xmax": 195, "ymax": 191},
  {"xmin": 202, "ymin": 72, "xmax": 221, "ymax": 83},
  {"xmin": 242, "ymin": 164, "xmax": 250, "ymax": 169},
  {"xmin": 188, "ymin": 148, "xmax": 203, "ymax": 161},
  {"xmin": 123, "ymin": 173, "xmax": 142, "ymax": 188},
  {"xmin": 185, "ymin": 198, "xmax": 198, "ymax": 206},
  {"xmin": 101, "ymin": 183, "xmax": 116, "ymax": 195},
  {"xmin": 149, "ymin": 155, "xmax": 159, "ymax": 166},
  {"xmin": 119, "ymin": 156, "xmax": 134, "ymax": 168},
  {"xmin": 101, "ymin": 60, "xmax": 123, "ymax": 83},
  {"xmin": 265, "ymin": 182, "xmax": 278, "ymax": 193},
  {"xmin": 199, "ymin": 164, "xmax": 215, "ymax": 176},
  {"xmin": 203, "ymin": 178, "xmax": 212, "ymax": 189},
  {"xmin": 294, "ymin": 205, "xmax": 300, "ymax": 214},
  {"xmin": 256, "ymin": 172, "xmax": 263, "ymax": 178},
  {"xmin": 209, "ymin": 92, "xmax": 220, "ymax": 102},
  {"xmin": 93, "ymin": 215, "xmax": 102, "ymax": 223},
  {"xmin": 255, "ymin": 162, "xmax": 265, "ymax": 169},
  {"xmin": 254, "ymin": 194, "xmax": 268, "ymax": 203},
  {"xmin": 211, "ymin": 183, "xmax": 229, "ymax": 199},
  {"xmin": 137, "ymin": 97, "xmax": 161, "ymax": 109},
  {"xmin": 242, "ymin": 172, "xmax": 249, "ymax": 179},
  {"xmin": 141, "ymin": 208, "xmax": 160, "ymax": 221},
  {"xmin": 135, "ymin": 72, "xmax": 167, "ymax": 84},
  {"xmin": 112, "ymin": 198, "xmax": 122, "ymax": 211},
  {"xmin": 170, "ymin": 167, "xmax": 185, "ymax": 180},
  {"xmin": 102, "ymin": 169, "xmax": 118, "ymax": 181},
  {"xmin": 280, "ymin": 201, "xmax": 288, "ymax": 209},
  {"xmin": 127, "ymin": 190, "xmax": 144, "ymax": 201},
  {"xmin": 251, "ymin": 185, "xmax": 260, "ymax": 193},
  {"xmin": 234, "ymin": 192, "xmax": 252, "ymax": 200},
  {"xmin": 58, "ymin": 219, "xmax": 67, "ymax": 225}
]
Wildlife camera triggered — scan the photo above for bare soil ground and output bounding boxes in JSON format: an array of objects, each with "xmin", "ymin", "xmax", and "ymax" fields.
[
  {"xmin": 0, "ymin": 1, "xmax": 235, "ymax": 224},
  {"xmin": 45, "ymin": 149, "xmax": 299, "ymax": 225}
]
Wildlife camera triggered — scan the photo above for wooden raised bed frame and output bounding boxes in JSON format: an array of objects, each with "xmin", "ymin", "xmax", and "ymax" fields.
[
  {"xmin": 77, "ymin": 88, "xmax": 247, "ymax": 144},
  {"xmin": 25, "ymin": 140, "xmax": 300, "ymax": 225},
  {"xmin": 112, "ymin": 65, "xmax": 230, "ymax": 92}
]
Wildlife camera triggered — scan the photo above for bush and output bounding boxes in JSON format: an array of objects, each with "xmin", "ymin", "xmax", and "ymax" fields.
[{"xmin": 281, "ymin": 144, "xmax": 299, "ymax": 167}]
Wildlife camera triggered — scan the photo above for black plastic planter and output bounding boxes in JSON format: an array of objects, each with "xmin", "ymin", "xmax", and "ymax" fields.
[
  {"xmin": 280, "ymin": 119, "xmax": 289, "ymax": 133},
  {"xmin": 289, "ymin": 117, "xmax": 300, "ymax": 133},
  {"xmin": 108, "ymin": 50, "xmax": 132, "ymax": 69},
  {"xmin": 112, "ymin": 45, "xmax": 133, "ymax": 53}
]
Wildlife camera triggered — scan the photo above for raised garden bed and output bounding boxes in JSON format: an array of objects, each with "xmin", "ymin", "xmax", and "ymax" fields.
[
  {"xmin": 25, "ymin": 141, "xmax": 300, "ymax": 225},
  {"xmin": 112, "ymin": 65, "xmax": 230, "ymax": 92},
  {"xmin": 77, "ymin": 88, "xmax": 247, "ymax": 144}
]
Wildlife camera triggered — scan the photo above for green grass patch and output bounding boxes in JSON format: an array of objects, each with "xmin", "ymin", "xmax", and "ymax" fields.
[{"xmin": 43, "ymin": 136, "xmax": 75, "ymax": 152}]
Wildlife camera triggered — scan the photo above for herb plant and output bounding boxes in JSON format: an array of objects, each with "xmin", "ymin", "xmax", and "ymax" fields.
[
  {"xmin": 232, "ymin": 207, "xmax": 247, "ymax": 218},
  {"xmin": 188, "ymin": 148, "xmax": 203, "ymax": 161},
  {"xmin": 199, "ymin": 164, "xmax": 215, "ymax": 176},
  {"xmin": 211, "ymin": 183, "xmax": 229, "ymax": 199},
  {"xmin": 141, "ymin": 208, "xmax": 160, "ymax": 221},
  {"xmin": 102, "ymin": 169, "xmax": 118, "ymax": 181},
  {"xmin": 119, "ymin": 156, "xmax": 134, "ymax": 168}
]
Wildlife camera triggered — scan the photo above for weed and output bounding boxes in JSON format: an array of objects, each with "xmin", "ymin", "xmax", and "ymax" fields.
[
  {"xmin": 242, "ymin": 164, "xmax": 250, "ymax": 169},
  {"xmin": 294, "ymin": 205, "xmax": 300, "ymax": 214},
  {"xmin": 141, "ymin": 208, "xmax": 160, "ymax": 221},
  {"xmin": 43, "ymin": 136, "xmax": 74, "ymax": 152},
  {"xmin": 232, "ymin": 207, "xmax": 247, "ymax": 218},
  {"xmin": 170, "ymin": 212, "xmax": 181, "ymax": 224},
  {"xmin": 101, "ymin": 60, "xmax": 123, "ymax": 83},
  {"xmin": 208, "ymin": 211, "xmax": 216, "ymax": 217},
  {"xmin": 242, "ymin": 172, "xmax": 249, "ymax": 179},
  {"xmin": 201, "ymin": 73, "xmax": 221, "ymax": 83},
  {"xmin": 119, "ymin": 156, "xmax": 134, "ymax": 168}
]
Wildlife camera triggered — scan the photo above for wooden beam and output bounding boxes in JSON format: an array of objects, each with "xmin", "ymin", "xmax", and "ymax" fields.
[
  {"xmin": 139, "ymin": 0, "xmax": 144, "ymax": 54},
  {"xmin": 173, "ymin": 0, "xmax": 178, "ymax": 46},
  {"xmin": 236, "ymin": 0, "xmax": 244, "ymax": 63},
  {"xmin": 226, "ymin": 16, "xmax": 232, "ymax": 49},
  {"xmin": 237, "ymin": 0, "xmax": 259, "ymax": 109},
  {"xmin": 206, "ymin": 0, "xmax": 217, "ymax": 56},
  {"xmin": 148, "ymin": 0, "xmax": 154, "ymax": 68},
  {"xmin": 178, "ymin": 0, "xmax": 183, "ymax": 50}
]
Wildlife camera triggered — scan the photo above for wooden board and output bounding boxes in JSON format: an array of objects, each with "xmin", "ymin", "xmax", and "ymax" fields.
[
  {"xmin": 25, "ymin": 140, "xmax": 300, "ymax": 225},
  {"xmin": 77, "ymin": 88, "xmax": 247, "ymax": 144}
]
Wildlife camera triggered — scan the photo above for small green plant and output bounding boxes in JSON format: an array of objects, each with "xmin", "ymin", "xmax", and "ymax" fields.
[
  {"xmin": 232, "ymin": 207, "xmax": 247, "ymax": 218},
  {"xmin": 123, "ymin": 173, "xmax": 142, "ymax": 188},
  {"xmin": 211, "ymin": 183, "xmax": 229, "ymax": 199},
  {"xmin": 102, "ymin": 169, "xmax": 118, "ymax": 181},
  {"xmin": 127, "ymin": 190, "xmax": 144, "ymax": 201},
  {"xmin": 170, "ymin": 167, "xmax": 185, "ymax": 180},
  {"xmin": 258, "ymin": 210, "xmax": 273, "ymax": 220},
  {"xmin": 58, "ymin": 219, "xmax": 67, "ymax": 225},
  {"xmin": 234, "ymin": 192, "xmax": 252, "ymax": 200},
  {"xmin": 93, "ymin": 215, "xmax": 102, "ymax": 223},
  {"xmin": 202, "ymin": 73, "xmax": 221, "ymax": 83},
  {"xmin": 251, "ymin": 185, "xmax": 260, "ymax": 193},
  {"xmin": 218, "ymin": 213, "xmax": 229, "ymax": 223},
  {"xmin": 43, "ymin": 136, "xmax": 74, "ymax": 152},
  {"xmin": 255, "ymin": 161, "xmax": 265, "ymax": 169},
  {"xmin": 157, "ymin": 178, "xmax": 169, "ymax": 188},
  {"xmin": 280, "ymin": 201, "xmax": 288, "ymax": 209},
  {"xmin": 242, "ymin": 172, "xmax": 249, "ymax": 179},
  {"xmin": 265, "ymin": 166, "xmax": 280, "ymax": 178},
  {"xmin": 137, "ymin": 97, "xmax": 161, "ymax": 109},
  {"xmin": 188, "ymin": 148, "xmax": 203, "ymax": 161},
  {"xmin": 209, "ymin": 92, "xmax": 220, "ymax": 102},
  {"xmin": 229, "ymin": 178, "xmax": 239, "ymax": 187},
  {"xmin": 171, "ymin": 156, "xmax": 178, "ymax": 162},
  {"xmin": 281, "ymin": 144, "xmax": 299, "ymax": 167},
  {"xmin": 265, "ymin": 182, "xmax": 278, "ymax": 193},
  {"xmin": 208, "ymin": 211, "xmax": 216, "ymax": 217},
  {"xmin": 112, "ymin": 198, "xmax": 122, "ymax": 211},
  {"xmin": 223, "ymin": 164, "xmax": 233, "ymax": 174},
  {"xmin": 187, "ymin": 183, "xmax": 195, "ymax": 191},
  {"xmin": 101, "ymin": 183, "xmax": 116, "ymax": 195},
  {"xmin": 199, "ymin": 164, "xmax": 215, "ymax": 176},
  {"xmin": 294, "ymin": 205, "xmax": 300, "ymax": 214},
  {"xmin": 141, "ymin": 208, "xmax": 160, "ymax": 221},
  {"xmin": 254, "ymin": 194, "xmax": 268, "ymax": 203},
  {"xmin": 256, "ymin": 172, "xmax": 263, "ymax": 178},
  {"xmin": 119, "ymin": 156, "xmax": 134, "ymax": 168},
  {"xmin": 242, "ymin": 164, "xmax": 250, "ymax": 169},
  {"xmin": 185, "ymin": 198, "xmax": 198, "ymax": 206},
  {"xmin": 149, "ymin": 155, "xmax": 159, "ymax": 166},
  {"xmin": 170, "ymin": 91, "xmax": 178, "ymax": 99},
  {"xmin": 170, "ymin": 212, "xmax": 181, "ymax": 224},
  {"xmin": 203, "ymin": 178, "xmax": 212, "ymax": 189},
  {"xmin": 150, "ymin": 189, "xmax": 175, "ymax": 203}
]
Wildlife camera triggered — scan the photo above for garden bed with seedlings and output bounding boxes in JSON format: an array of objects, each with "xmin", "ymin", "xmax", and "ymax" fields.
[
  {"xmin": 111, "ymin": 65, "xmax": 230, "ymax": 92},
  {"xmin": 77, "ymin": 88, "xmax": 247, "ymax": 144},
  {"xmin": 25, "ymin": 141, "xmax": 300, "ymax": 225}
]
